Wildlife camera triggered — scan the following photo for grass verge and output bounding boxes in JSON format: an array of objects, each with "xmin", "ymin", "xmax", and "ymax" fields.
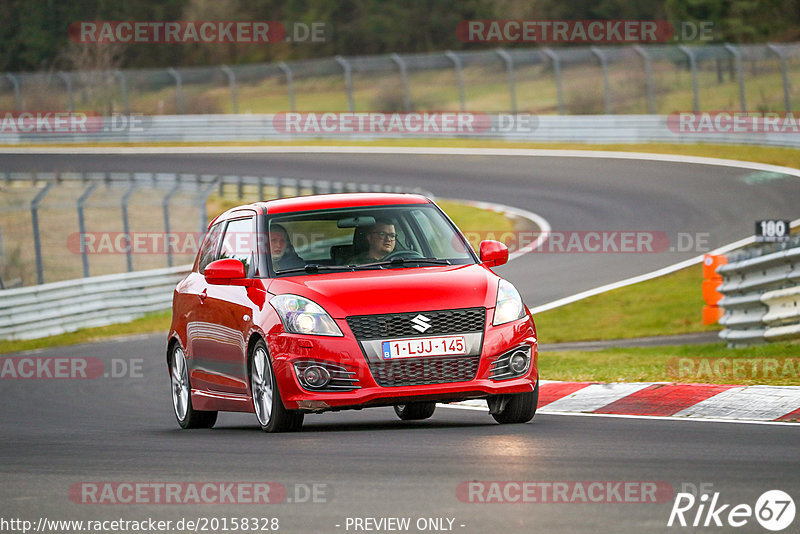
[
  {"xmin": 0, "ymin": 310, "xmax": 171, "ymax": 355},
  {"xmin": 539, "ymin": 341, "xmax": 800, "ymax": 386},
  {"xmin": 534, "ymin": 263, "xmax": 720, "ymax": 344}
]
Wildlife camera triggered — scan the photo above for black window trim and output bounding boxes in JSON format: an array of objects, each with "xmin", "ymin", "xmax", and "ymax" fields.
[
  {"xmin": 261, "ymin": 203, "xmax": 479, "ymax": 278},
  {"xmin": 219, "ymin": 215, "xmax": 259, "ymax": 278},
  {"xmin": 196, "ymin": 220, "xmax": 225, "ymax": 274}
]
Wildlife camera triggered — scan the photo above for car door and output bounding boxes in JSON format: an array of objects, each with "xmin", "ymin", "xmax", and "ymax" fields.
[
  {"xmin": 177, "ymin": 219, "xmax": 223, "ymax": 393},
  {"xmin": 188, "ymin": 213, "xmax": 258, "ymax": 395}
]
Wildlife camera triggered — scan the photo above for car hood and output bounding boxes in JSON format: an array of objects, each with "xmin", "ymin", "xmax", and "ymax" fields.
[{"xmin": 267, "ymin": 264, "xmax": 499, "ymax": 318}]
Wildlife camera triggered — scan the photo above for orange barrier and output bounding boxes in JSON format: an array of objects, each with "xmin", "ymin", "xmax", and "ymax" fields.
[
  {"xmin": 702, "ymin": 304, "xmax": 725, "ymax": 324},
  {"xmin": 702, "ymin": 279, "xmax": 724, "ymax": 305},
  {"xmin": 702, "ymin": 254, "xmax": 728, "ymax": 325}
]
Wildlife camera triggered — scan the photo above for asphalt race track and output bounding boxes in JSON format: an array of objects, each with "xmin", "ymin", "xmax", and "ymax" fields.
[
  {"xmin": 4, "ymin": 151, "xmax": 800, "ymax": 305},
  {"xmin": 2, "ymin": 151, "xmax": 800, "ymax": 533}
]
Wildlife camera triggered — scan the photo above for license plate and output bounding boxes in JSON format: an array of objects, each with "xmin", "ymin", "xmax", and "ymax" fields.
[{"xmin": 381, "ymin": 336, "xmax": 467, "ymax": 360}]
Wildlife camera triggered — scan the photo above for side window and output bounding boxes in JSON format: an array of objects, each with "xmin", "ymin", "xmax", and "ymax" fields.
[
  {"xmin": 410, "ymin": 209, "xmax": 445, "ymax": 257},
  {"xmin": 197, "ymin": 222, "xmax": 224, "ymax": 273},
  {"xmin": 409, "ymin": 209, "xmax": 472, "ymax": 259},
  {"xmin": 393, "ymin": 216, "xmax": 419, "ymax": 252},
  {"xmin": 219, "ymin": 217, "xmax": 255, "ymax": 275}
]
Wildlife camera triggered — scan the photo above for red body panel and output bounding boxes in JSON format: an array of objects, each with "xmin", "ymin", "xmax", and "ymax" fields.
[
  {"xmin": 168, "ymin": 194, "xmax": 538, "ymax": 417},
  {"xmin": 266, "ymin": 264, "xmax": 496, "ymax": 318},
  {"xmin": 267, "ymin": 320, "xmax": 537, "ymax": 411},
  {"xmin": 262, "ymin": 193, "xmax": 429, "ymax": 214}
]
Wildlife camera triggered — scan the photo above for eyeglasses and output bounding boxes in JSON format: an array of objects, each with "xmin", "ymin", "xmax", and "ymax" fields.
[{"xmin": 371, "ymin": 231, "xmax": 397, "ymax": 240}]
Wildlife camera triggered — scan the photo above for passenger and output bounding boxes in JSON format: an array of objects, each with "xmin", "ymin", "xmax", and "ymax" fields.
[
  {"xmin": 349, "ymin": 219, "xmax": 397, "ymax": 263},
  {"xmin": 269, "ymin": 224, "xmax": 305, "ymax": 271}
]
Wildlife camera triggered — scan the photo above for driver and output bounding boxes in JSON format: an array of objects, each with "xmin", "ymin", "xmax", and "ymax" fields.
[
  {"xmin": 349, "ymin": 219, "xmax": 397, "ymax": 263},
  {"xmin": 269, "ymin": 224, "xmax": 305, "ymax": 271}
]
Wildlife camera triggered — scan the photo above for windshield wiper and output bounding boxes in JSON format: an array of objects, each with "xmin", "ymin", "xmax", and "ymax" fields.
[
  {"xmin": 357, "ymin": 257, "xmax": 452, "ymax": 268},
  {"xmin": 275, "ymin": 264, "xmax": 356, "ymax": 274},
  {"xmin": 277, "ymin": 258, "xmax": 451, "ymax": 274}
]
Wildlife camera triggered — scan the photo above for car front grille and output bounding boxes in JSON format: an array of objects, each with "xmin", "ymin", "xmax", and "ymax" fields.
[
  {"xmin": 346, "ymin": 308, "xmax": 485, "ymax": 340},
  {"xmin": 368, "ymin": 355, "xmax": 480, "ymax": 387}
]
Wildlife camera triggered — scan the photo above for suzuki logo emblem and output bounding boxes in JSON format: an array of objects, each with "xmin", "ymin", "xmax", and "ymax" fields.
[{"xmin": 410, "ymin": 314, "xmax": 432, "ymax": 333}]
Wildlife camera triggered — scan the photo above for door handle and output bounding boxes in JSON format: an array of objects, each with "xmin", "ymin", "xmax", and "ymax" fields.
[{"xmin": 199, "ymin": 288, "xmax": 207, "ymax": 303}]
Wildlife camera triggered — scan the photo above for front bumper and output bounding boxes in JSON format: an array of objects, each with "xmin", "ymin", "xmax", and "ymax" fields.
[{"xmin": 266, "ymin": 316, "xmax": 537, "ymax": 412}]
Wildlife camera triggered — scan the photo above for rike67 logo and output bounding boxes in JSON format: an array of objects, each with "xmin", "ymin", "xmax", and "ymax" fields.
[{"xmin": 668, "ymin": 488, "xmax": 795, "ymax": 531}]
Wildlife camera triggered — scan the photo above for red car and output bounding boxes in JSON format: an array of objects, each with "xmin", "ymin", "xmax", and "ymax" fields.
[{"xmin": 167, "ymin": 193, "xmax": 538, "ymax": 432}]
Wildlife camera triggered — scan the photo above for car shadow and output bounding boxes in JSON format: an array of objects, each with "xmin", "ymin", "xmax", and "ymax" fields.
[{"xmin": 211, "ymin": 419, "xmax": 496, "ymax": 433}]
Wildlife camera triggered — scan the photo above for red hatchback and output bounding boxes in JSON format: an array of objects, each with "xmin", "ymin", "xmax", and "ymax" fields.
[{"xmin": 167, "ymin": 193, "xmax": 538, "ymax": 432}]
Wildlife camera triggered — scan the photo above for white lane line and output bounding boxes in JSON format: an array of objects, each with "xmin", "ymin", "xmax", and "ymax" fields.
[
  {"xmin": 672, "ymin": 385, "xmax": 800, "ymax": 421},
  {"xmin": 451, "ymin": 198, "xmax": 551, "ymax": 261},
  {"xmin": 6, "ymin": 143, "xmax": 793, "ymax": 312},
  {"xmin": 438, "ymin": 404, "xmax": 800, "ymax": 426},
  {"xmin": 538, "ymin": 382, "xmax": 654, "ymax": 412},
  {"xmin": 448, "ymin": 400, "xmax": 487, "ymax": 409},
  {"xmin": 4, "ymin": 144, "xmax": 800, "ymax": 182},
  {"xmin": 531, "ymin": 217, "xmax": 800, "ymax": 314},
  {"xmin": 438, "ymin": 381, "xmax": 574, "ymax": 411},
  {"xmin": 7, "ymin": 144, "xmax": 797, "ymax": 316},
  {"xmin": 534, "ymin": 411, "xmax": 800, "ymax": 426}
]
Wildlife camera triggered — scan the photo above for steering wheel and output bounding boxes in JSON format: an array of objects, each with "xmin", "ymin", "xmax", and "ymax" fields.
[{"xmin": 382, "ymin": 249, "xmax": 424, "ymax": 261}]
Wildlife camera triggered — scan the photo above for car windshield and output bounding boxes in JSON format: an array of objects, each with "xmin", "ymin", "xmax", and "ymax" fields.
[{"xmin": 266, "ymin": 204, "xmax": 476, "ymax": 276}]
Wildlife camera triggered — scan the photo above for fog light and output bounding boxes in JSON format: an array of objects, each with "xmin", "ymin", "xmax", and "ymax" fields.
[
  {"xmin": 302, "ymin": 365, "xmax": 331, "ymax": 388},
  {"xmin": 509, "ymin": 351, "xmax": 529, "ymax": 374}
]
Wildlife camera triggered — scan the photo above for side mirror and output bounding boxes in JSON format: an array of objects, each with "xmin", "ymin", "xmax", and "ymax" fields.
[
  {"xmin": 479, "ymin": 240, "xmax": 509, "ymax": 268},
  {"xmin": 204, "ymin": 258, "xmax": 246, "ymax": 284}
]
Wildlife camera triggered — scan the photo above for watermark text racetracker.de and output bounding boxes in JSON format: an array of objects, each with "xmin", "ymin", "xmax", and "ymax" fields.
[
  {"xmin": 668, "ymin": 111, "xmax": 800, "ymax": 134},
  {"xmin": 668, "ymin": 357, "xmax": 800, "ymax": 381},
  {"xmin": 67, "ymin": 232, "xmax": 206, "ymax": 255},
  {"xmin": 0, "ymin": 356, "xmax": 142, "ymax": 380},
  {"xmin": 456, "ymin": 20, "xmax": 714, "ymax": 43},
  {"xmin": 0, "ymin": 516, "xmax": 280, "ymax": 533},
  {"xmin": 459, "ymin": 230, "xmax": 711, "ymax": 254},
  {"xmin": 272, "ymin": 112, "xmax": 537, "ymax": 135},
  {"xmin": 66, "ymin": 230, "xmax": 713, "ymax": 256},
  {"xmin": 69, "ymin": 481, "xmax": 329, "ymax": 504},
  {"xmin": 69, "ymin": 20, "xmax": 329, "ymax": 44},
  {"xmin": 0, "ymin": 112, "xmax": 147, "ymax": 135},
  {"xmin": 457, "ymin": 480, "xmax": 674, "ymax": 503}
]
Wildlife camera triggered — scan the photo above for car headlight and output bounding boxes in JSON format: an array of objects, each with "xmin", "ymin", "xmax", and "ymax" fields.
[
  {"xmin": 492, "ymin": 279, "xmax": 526, "ymax": 326},
  {"xmin": 270, "ymin": 295, "xmax": 343, "ymax": 336}
]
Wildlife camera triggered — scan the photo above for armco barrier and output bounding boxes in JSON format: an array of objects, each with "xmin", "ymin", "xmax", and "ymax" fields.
[
  {"xmin": 717, "ymin": 240, "xmax": 800, "ymax": 346},
  {"xmin": 4, "ymin": 114, "xmax": 800, "ymax": 148},
  {"xmin": 0, "ymin": 264, "xmax": 191, "ymax": 340},
  {"xmin": 0, "ymin": 174, "xmax": 432, "ymax": 339},
  {"xmin": 0, "ymin": 171, "xmax": 430, "ymax": 289}
]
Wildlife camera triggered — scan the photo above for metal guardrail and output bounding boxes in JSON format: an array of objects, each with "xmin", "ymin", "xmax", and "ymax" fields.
[
  {"xmin": 0, "ymin": 171, "xmax": 429, "ymax": 290},
  {"xmin": 4, "ymin": 113, "xmax": 800, "ymax": 148},
  {"xmin": 0, "ymin": 173, "xmax": 431, "ymax": 340},
  {"xmin": 718, "ymin": 238, "xmax": 800, "ymax": 346},
  {"xmin": 0, "ymin": 264, "xmax": 190, "ymax": 340}
]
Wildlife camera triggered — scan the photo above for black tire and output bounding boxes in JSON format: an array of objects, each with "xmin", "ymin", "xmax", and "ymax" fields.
[
  {"xmin": 249, "ymin": 340, "xmax": 304, "ymax": 433},
  {"xmin": 490, "ymin": 382, "xmax": 538, "ymax": 424},
  {"xmin": 394, "ymin": 402, "xmax": 437, "ymax": 421},
  {"xmin": 169, "ymin": 344, "xmax": 217, "ymax": 429}
]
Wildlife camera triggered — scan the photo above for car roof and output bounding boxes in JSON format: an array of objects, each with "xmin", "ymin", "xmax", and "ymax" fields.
[{"xmin": 210, "ymin": 193, "xmax": 431, "ymax": 226}]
